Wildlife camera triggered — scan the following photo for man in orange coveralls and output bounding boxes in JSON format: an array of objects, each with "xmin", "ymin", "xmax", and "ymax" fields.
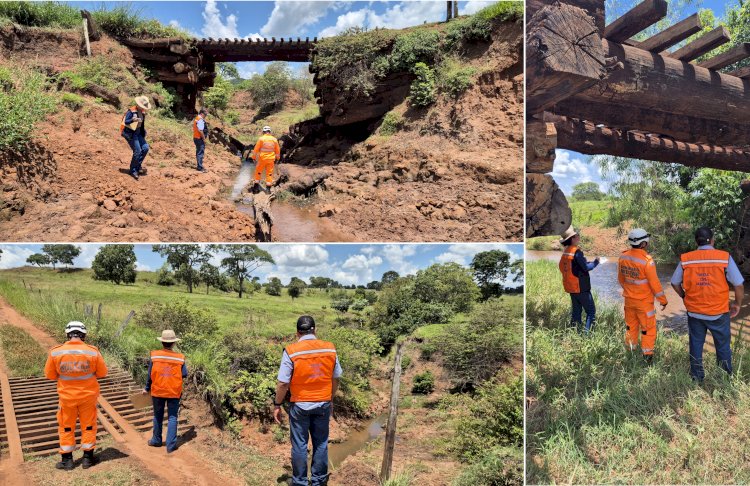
[
  {"xmin": 44, "ymin": 321, "xmax": 107, "ymax": 470},
  {"xmin": 251, "ymin": 125, "xmax": 281, "ymax": 190}
]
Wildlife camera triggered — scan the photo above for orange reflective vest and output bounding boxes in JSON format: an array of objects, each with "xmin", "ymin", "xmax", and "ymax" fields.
[
  {"xmin": 618, "ymin": 248, "xmax": 667, "ymax": 310},
  {"xmin": 680, "ymin": 249, "xmax": 731, "ymax": 315},
  {"xmin": 559, "ymin": 246, "xmax": 581, "ymax": 294},
  {"xmin": 192, "ymin": 115, "xmax": 204, "ymax": 139},
  {"xmin": 286, "ymin": 339, "xmax": 337, "ymax": 402},
  {"xmin": 149, "ymin": 349, "xmax": 185, "ymax": 399},
  {"xmin": 44, "ymin": 340, "xmax": 107, "ymax": 403},
  {"xmin": 252, "ymin": 134, "xmax": 280, "ymax": 163},
  {"xmin": 120, "ymin": 106, "xmax": 141, "ymax": 134}
]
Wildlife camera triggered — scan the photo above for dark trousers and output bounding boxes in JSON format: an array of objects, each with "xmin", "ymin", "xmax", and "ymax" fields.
[
  {"xmin": 570, "ymin": 291, "xmax": 596, "ymax": 332},
  {"xmin": 124, "ymin": 133, "xmax": 149, "ymax": 174},
  {"xmin": 194, "ymin": 138, "xmax": 205, "ymax": 170},
  {"xmin": 688, "ymin": 312, "xmax": 732, "ymax": 381},
  {"xmin": 289, "ymin": 402, "xmax": 331, "ymax": 486},
  {"xmin": 150, "ymin": 396, "xmax": 180, "ymax": 452}
]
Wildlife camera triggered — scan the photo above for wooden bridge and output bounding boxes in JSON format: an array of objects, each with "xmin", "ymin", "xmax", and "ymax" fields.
[
  {"xmin": 526, "ymin": 0, "xmax": 750, "ymax": 237},
  {"xmin": 122, "ymin": 36, "xmax": 317, "ymax": 112}
]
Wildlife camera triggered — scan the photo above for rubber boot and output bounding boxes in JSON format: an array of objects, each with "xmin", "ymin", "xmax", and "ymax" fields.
[
  {"xmin": 55, "ymin": 453, "xmax": 74, "ymax": 471},
  {"xmin": 644, "ymin": 354, "xmax": 654, "ymax": 366},
  {"xmin": 81, "ymin": 449, "xmax": 99, "ymax": 469}
]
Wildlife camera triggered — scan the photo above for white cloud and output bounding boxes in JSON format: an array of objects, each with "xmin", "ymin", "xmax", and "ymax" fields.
[
  {"xmin": 433, "ymin": 243, "xmax": 522, "ymax": 266},
  {"xmin": 200, "ymin": 0, "xmax": 262, "ymax": 39},
  {"xmin": 269, "ymin": 244, "xmax": 329, "ymax": 268},
  {"xmin": 136, "ymin": 262, "xmax": 152, "ymax": 272},
  {"xmin": 75, "ymin": 245, "xmax": 101, "ymax": 268},
  {"xmin": 236, "ymin": 61, "xmax": 268, "ymax": 79},
  {"xmin": 319, "ymin": 8, "xmax": 370, "ymax": 37},
  {"xmin": 318, "ymin": 1, "xmax": 446, "ymax": 38},
  {"xmin": 550, "ymin": 149, "xmax": 608, "ymax": 196},
  {"xmin": 381, "ymin": 244, "xmax": 418, "ymax": 276},
  {"xmin": 0, "ymin": 245, "xmax": 35, "ymax": 269},
  {"xmin": 261, "ymin": 1, "xmax": 336, "ymax": 38},
  {"xmin": 463, "ymin": 1, "xmax": 499, "ymax": 15}
]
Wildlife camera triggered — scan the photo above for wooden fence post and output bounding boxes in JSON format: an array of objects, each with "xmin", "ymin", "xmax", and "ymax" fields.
[
  {"xmin": 82, "ymin": 18, "xmax": 91, "ymax": 57},
  {"xmin": 114, "ymin": 311, "xmax": 135, "ymax": 338},
  {"xmin": 380, "ymin": 342, "xmax": 404, "ymax": 483},
  {"xmin": 96, "ymin": 303, "xmax": 103, "ymax": 328}
]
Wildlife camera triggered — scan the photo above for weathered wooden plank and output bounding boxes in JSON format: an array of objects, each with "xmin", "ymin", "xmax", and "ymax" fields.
[
  {"xmin": 122, "ymin": 37, "xmax": 183, "ymax": 49},
  {"xmin": 728, "ymin": 66, "xmax": 750, "ymax": 78},
  {"xmin": 669, "ymin": 26, "xmax": 730, "ymax": 62},
  {"xmin": 526, "ymin": 2, "xmax": 606, "ymax": 114},
  {"xmin": 603, "ymin": 0, "xmax": 667, "ymax": 43},
  {"xmin": 129, "ymin": 49, "xmax": 182, "ymax": 63},
  {"xmin": 526, "ymin": 0, "xmax": 605, "ymax": 30},
  {"xmin": 0, "ymin": 372, "xmax": 24, "ymax": 464},
  {"xmin": 698, "ymin": 43, "xmax": 750, "ymax": 70},
  {"xmin": 634, "ymin": 13, "xmax": 702, "ymax": 52}
]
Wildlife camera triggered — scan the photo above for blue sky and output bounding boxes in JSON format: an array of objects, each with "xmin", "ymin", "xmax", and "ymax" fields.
[
  {"xmin": 0, "ymin": 243, "xmax": 524, "ymax": 287},
  {"xmin": 66, "ymin": 0, "xmax": 500, "ymax": 77}
]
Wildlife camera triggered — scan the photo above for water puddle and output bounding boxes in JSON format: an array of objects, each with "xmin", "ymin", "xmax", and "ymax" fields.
[{"xmin": 328, "ymin": 413, "xmax": 387, "ymax": 468}]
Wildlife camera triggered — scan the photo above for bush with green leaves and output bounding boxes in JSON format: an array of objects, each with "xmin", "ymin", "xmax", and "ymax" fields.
[
  {"xmin": 156, "ymin": 264, "xmax": 175, "ymax": 286},
  {"xmin": 409, "ymin": 62, "xmax": 436, "ymax": 108},
  {"xmin": 227, "ymin": 370, "xmax": 278, "ymax": 422},
  {"xmin": 452, "ymin": 446, "xmax": 523, "ymax": 486},
  {"xmin": 265, "ymin": 277, "xmax": 282, "ymax": 296},
  {"xmin": 203, "ymin": 76, "xmax": 234, "ymax": 115},
  {"xmin": 350, "ymin": 298, "xmax": 368, "ymax": 312},
  {"xmin": 411, "ymin": 370, "xmax": 435, "ymax": 394},
  {"xmin": 0, "ymin": 67, "xmax": 57, "ymax": 151},
  {"xmin": 379, "ymin": 111, "xmax": 403, "ymax": 136},
  {"xmin": 388, "ymin": 29, "xmax": 441, "ymax": 73},
  {"xmin": 60, "ymin": 92, "xmax": 85, "ymax": 111},
  {"xmin": 437, "ymin": 59, "xmax": 477, "ymax": 98},
  {"xmin": 137, "ymin": 299, "xmax": 219, "ymax": 350},
  {"xmin": 331, "ymin": 297, "xmax": 353, "ymax": 313},
  {"xmin": 240, "ymin": 61, "xmax": 292, "ymax": 107}
]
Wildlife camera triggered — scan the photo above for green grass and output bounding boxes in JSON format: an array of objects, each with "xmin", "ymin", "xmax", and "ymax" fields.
[
  {"xmin": 0, "ymin": 65, "xmax": 57, "ymax": 150},
  {"xmin": 527, "ymin": 259, "xmax": 750, "ymax": 484},
  {"xmin": 569, "ymin": 199, "xmax": 611, "ymax": 227},
  {"xmin": 0, "ymin": 324, "xmax": 46, "ymax": 376},
  {"xmin": 476, "ymin": 1, "xmax": 524, "ymax": 22}
]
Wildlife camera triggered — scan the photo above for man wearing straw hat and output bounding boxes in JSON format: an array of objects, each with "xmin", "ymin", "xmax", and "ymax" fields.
[
  {"xmin": 120, "ymin": 95, "xmax": 152, "ymax": 181},
  {"xmin": 559, "ymin": 225, "xmax": 600, "ymax": 332},
  {"xmin": 142, "ymin": 329, "xmax": 187, "ymax": 453}
]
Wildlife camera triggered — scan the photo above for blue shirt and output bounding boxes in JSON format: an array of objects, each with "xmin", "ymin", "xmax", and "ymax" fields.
[
  {"xmin": 145, "ymin": 357, "xmax": 188, "ymax": 392},
  {"xmin": 278, "ymin": 334, "xmax": 342, "ymax": 410},
  {"xmin": 671, "ymin": 245, "xmax": 744, "ymax": 320}
]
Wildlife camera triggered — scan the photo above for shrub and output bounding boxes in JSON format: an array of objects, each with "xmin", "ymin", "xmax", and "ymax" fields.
[
  {"xmin": 409, "ymin": 62, "xmax": 436, "ymax": 108},
  {"xmin": 388, "ymin": 29, "xmax": 441, "ymax": 73},
  {"xmin": 137, "ymin": 299, "xmax": 219, "ymax": 350},
  {"xmin": 204, "ymin": 76, "xmax": 234, "ymax": 115},
  {"xmin": 437, "ymin": 59, "xmax": 477, "ymax": 98},
  {"xmin": 265, "ymin": 277, "xmax": 282, "ymax": 296},
  {"xmin": 223, "ymin": 109, "xmax": 240, "ymax": 125},
  {"xmin": 452, "ymin": 446, "xmax": 523, "ymax": 486},
  {"xmin": 241, "ymin": 61, "xmax": 292, "ymax": 107},
  {"xmin": 187, "ymin": 344, "xmax": 230, "ymax": 420},
  {"xmin": 476, "ymin": 1, "xmax": 524, "ymax": 22},
  {"xmin": 330, "ymin": 297, "xmax": 352, "ymax": 313},
  {"xmin": 223, "ymin": 330, "xmax": 281, "ymax": 374},
  {"xmin": 227, "ymin": 369, "xmax": 277, "ymax": 422},
  {"xmin": 401, "ymin": 355, "xmax": 412, "ymax": 370},
  {"xmin": 350, "ymin": 298, "xmax": 368, "ymax": 312},
  {"xmin": 0, "ymin": 67, "xmax": 57, "ymax": 150},
  {"xmin": 379, "ymin": 111, "xmax": 403, "ymax": 136},
  {"xmin": 0, "ymin": 2, "xmax": 79, "ymax": 28},
  {"xmin": 156, "ymin": 264, "xmax": 175, "ymax": 286},
  {"xmin": 411, "ymin": 370, "xmax": 435, "ymax": 394},
  {"xmin": 60, "ymin": 92, "xmax": 85, "ymax": 111}
]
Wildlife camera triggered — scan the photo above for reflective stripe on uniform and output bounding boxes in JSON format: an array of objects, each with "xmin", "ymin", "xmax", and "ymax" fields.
[
  {"xmin": 654, "ymin": 291, "xmax": 665, "ymax": 297},
  {"xmin": 646, "ymin": 310, "xmax": 656, "ymax": 317},
  {"xmin": 151, "ymin": 355, "xmax": 185, "ymax": 362},
  {"xmin": 681, "ymin": 259, "xmax": 729, "ymax": 266},
  {"xmin": 620, "ymin": 255, "xmax": 648, "ymax": 265},
  {"xmin": 562, "ymin": 252, "xmax": 575, "ymax": 257},
  {"xmin": 625, "ymin": 278, "xmax": 649, "ymax": 285},
  {"xmin": 288, "ymin": 348, "xmax": 337, "ymax": 359},
  {"xmin": 81, "ymin": 443, "xmax": 95, "ymax": 450},
  {"xmin": 51, "ymin": 349, "xmax": 98, "ymax": 357},
  {"xmin": 60, "ymin": 444, "xmax": 77, "ymax": 452},
  {"xmin": 59, "ymin": 373, "xmax": 94, "ymax": 381},
  {"xmin": 642, "ymin": 348, "xmax": 653, "ymax": 353}
]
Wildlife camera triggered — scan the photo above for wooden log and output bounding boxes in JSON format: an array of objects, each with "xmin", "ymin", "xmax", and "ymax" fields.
[
  {"xmin": 526, "ymin": 173, "xmax": 572, "ymax": 238},
  {"xmin": 698, "ymin": 42, "xmax": 750, "ymax": 71},
  {"xmin": 379, "ymin": 342, "xmax": 403, "ymax": 483},
  {"xmin": 0, "ymin": 372, "xmax": 24, "ymax": 464},
  {"xmin": 122, "ymin": 37, "xmax": 183, "ymax": 48},
  {"xmin": 526, "ymin": 2, "xmax": 606, "ymax": 114},
  {"xmin": 634, "ymin": 13, "xmax": 702, "ymax": 52},
  {"xmin": 728, "ymin": 66, "xmax": 750, "ymax": 79},
  {"xmin": 526, "ymin": 119, "xmax": 557, "ymax": 173},
  {"xmin": 80, "ymin": 10, "xmax": 100, "ymax": 41},
  {"xmin": 169, "ymin": 43, "xmax": 190, "ymax": 55},
  {"xmin": 669, "ymin": 26, "xmax": 730, "ymax": 62},
  {"xmin": 527, "ymin": 0, "xmax": 605, "ymax": 31},
  {"xmin": 603, "ymin": 0, "xmax": 667, "ymax": 43},
  {"xmin": 129, "ymin": 49, "xmax": 183, "ymax": 63},
  {"xmin": 71, "ymin": 83, "xmax": 121, "ymax": 108},
  {"xmin": 555, "ymin": 117, "xmax": 750, "ymax": 171},
  {"xmin": 553, "ymin": 98, "xmax": 750, "ymax": 146},
  {"xmin": 570, "ymin": 39, "xmax": 750, "ymax": 129},
  {"xmin": 173, "ymin": 62, "xmax": 187, "ymax": 74}
]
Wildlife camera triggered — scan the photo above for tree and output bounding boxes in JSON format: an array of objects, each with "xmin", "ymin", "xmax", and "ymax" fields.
[
  {"xmin": 152, "ymin": 244, "xmax": 211, "ymax": 293},
  {"xmin": 289, "ymin": 277, "xmax": 308, "ymax": 289},
  {"xmin": 265, "ymin": 277, "xmax": 282, "ymax": 296},
  {"xmin": 220, "ymin": 245, "xmax": 275, "ymax": 298},
  {"xmin": 471, "ymin": 250, "xmax": 512, "ymax": 300},
  {"xmin": 571, "ymin": 181, "xmax": 605, "ymax": 201},
  {"xmin": 26, "ymin": 253, "xmax": 50, "ymax": 267},
  {"xmin": 331, "ymin": 297, "xmax": 352, "ymax": 313},
  {"xmin": 199, "ymin": 262, "xmax": 223, "ymax": 295},
  {"xmin": 218, "ymin": 62, "xmax": 240, "ymax": 81},
  {"xmin": 309, "ymin": 276, "xmax": 341, "ymax": 289},
  {"xmin": 413, "ymin": 263, "xmax": 480, "ymax": 313},
  {"xmin": 288, "ymin": 279, "xmax": 305, "ymax": 300},
  {"xmin": 510, "ymin": 258, "xmax": 524, "ymax": 283},
  {"xmin": 41, "ymin": 244, "xmax": 80, "ymax": 269},
  {"xmin": 157, "ymin": 263, "xmax": 175, "ymax": 286},
  {"xmin": 91, "ymin": 245, "xmax": 137, "ymax": 284},
  {"xmin": 366, "ymin": 280, "xmax": 382, "ymax": 290},
  {"xmin": 243, "ymin": 61, "xmax": 292, "ymax": 106},
  {"xmin": 381, "ymin": 271, "xmax": 400, "ymax": 286}
]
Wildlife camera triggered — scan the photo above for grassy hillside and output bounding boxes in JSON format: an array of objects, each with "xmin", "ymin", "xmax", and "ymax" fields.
[{"xmin": 526, "ymin": 259, "xmax": 750, "ymax": 484}]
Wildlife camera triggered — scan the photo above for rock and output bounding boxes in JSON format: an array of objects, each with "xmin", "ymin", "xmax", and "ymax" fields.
[
  {"xmin": 80, "ymin": 192, "xmax": 94, "ymax": 202},
  {"xmin": 111, "ymin": 217, "xmax": 127, "ymax": 228},
  {"xmin": 318, "ymin": 205, "xmax": 338, "ymax": 218},
  {"xmin": 103, "ymin": 199, "xmax": 117, "ymax": 211}
]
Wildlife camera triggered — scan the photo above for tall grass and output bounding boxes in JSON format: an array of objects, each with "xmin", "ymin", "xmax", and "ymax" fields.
[
  {"xmin": 0, "ymin": 325, "xmax": 46, "ymax": 376},
  {"xmin": 0, "ymin": 66, "xmax": 57, "ymax": 151},
  {"xmin": 527, "ymin": 260, "xmax": 750, "ymax": 484}
]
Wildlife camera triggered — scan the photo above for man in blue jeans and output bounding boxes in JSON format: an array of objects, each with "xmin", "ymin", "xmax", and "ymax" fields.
[
  {"xmin": 274, "ymin": 316, "xmax": 342, "ymax": 486},
  {"xmin": 192, "ymin": 108, "xmax": 208, "ymax": 173},
  {"xmin": 142, "ymin": 330, "xmax": 187, "ymax": 453},
  {"xmin": 671, "ymin": 227, "xmax": 744, "ymax": 382},
  {"xmin": 120, "ymin": 96, "xmax": 151, "ymax": 181},
  {"xmin": 559, "ymin": 226, "xmax": 600, "ymax": 332}
]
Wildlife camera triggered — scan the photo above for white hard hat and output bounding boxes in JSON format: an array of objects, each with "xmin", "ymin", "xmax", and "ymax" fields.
[
  {"xmin": 628, "ymin": 228, "xmax": 650, "ymax": 245},
  {"xmin": 262, "ymin": 126, "xmax": 271, "ymax": 132},
  {"xmin": 65, "ymin": 321, "xmax": 87, "ymax": 335}
]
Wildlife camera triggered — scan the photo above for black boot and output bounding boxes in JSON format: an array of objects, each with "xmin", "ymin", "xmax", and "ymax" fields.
[
  {"xmin": 55, "ymin": 453, "xmax": 74, "ymax": 470},
  {"xmin": 82, "ymin": 449, "xmax": 99, "ymax": 469},
  {"xmin": 644, "ymin": 354, "xmax": 654, "ymax": 366}
]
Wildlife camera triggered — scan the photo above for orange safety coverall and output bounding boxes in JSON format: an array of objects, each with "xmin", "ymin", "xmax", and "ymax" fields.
[
  {"xmin": 285, "ymin": 339, "xmax": 337, "ymax": 402},
  {"xmin": 252, "ymin": 133, "xmax": 280, "ymax": 186},
  {"xmin": 618, "ymin": 248, "xmax": 668, "ymax": 355},
  {"xmin": 44, "ymin": 340, "xmax": 108, "ymax": 453}
]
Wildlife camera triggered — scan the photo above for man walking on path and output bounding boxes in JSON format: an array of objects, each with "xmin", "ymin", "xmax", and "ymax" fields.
[
  {"xmin": 618, "ymin": 229, "xmax": 668, "ymax": 364},
  {"xmin": 274, "ymin": 316, "xmax": 342, "ymax": 486},
  {"xmin": 252, "ymin": 126, "xmax": 280, "ymax": 190},
  {"xmin": 44, "ymin": 321, "xmax": 108, "ymax": 470},
  {"xmin": 193, "ymin": 108, "xmax": 209, "ymax": 173},
  {"xmin": 559, "ymin": 226, "xmax": 600, "ymax": 332},
  {"xmin": 671, "ymin": 227, "xmax": 744, "ymax": 382},
  {"xmin": 120, "ymin": 96, "xmax": 151, "ymax": 180},
  {"xmin": 143, "ymin": 330, "xmax": 187, "ymax": 453}
]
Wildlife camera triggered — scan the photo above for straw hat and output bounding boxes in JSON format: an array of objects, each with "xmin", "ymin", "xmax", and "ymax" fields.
[
  {"xmin": 134, "ymin": 96, "xmax": 152, "ymax": 111},
  {"xmin": 559, "ymin": 225, "xmax": 578, "ymax": 245},
  {"xmin": 157, "ymin": 329, "xmax": 180, "ymax": 343}
]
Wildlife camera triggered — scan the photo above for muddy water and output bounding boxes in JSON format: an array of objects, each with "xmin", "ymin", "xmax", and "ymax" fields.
[
  {"xmin": 328, "ymin": 414, "xmax": 387, "ymax": 469},
  {"xmin": 230, "ymin": 160, "xmax": 354, "ymax": 242}
]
